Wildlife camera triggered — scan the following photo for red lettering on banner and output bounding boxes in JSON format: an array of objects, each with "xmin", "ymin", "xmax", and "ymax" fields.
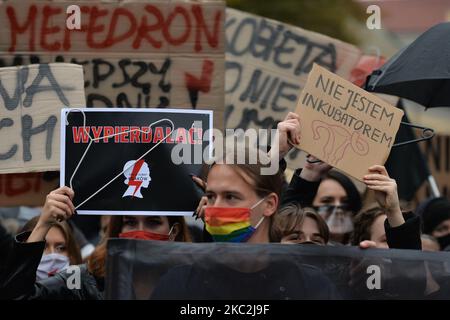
[
  {"xmin": 192, "ymin": 4, "xmax": 221, "ymax": 52},
  {"xmin": 87, "ymin": 6, "xmax": 108, "ymax": 49},
  {"xmin": 72, "ymin": 127, "xmax": 91, "ymax": 143},
  {"xmin": 114, "ymin": 126, "xmax": 120, "ymax": 143},
  {"xmin": 104, "ymin": 8, "xmax": 138, "ymax": 47},
  {"xmin": 132, "ymin": 5, "xmax": 164, "ymax": 49},
  {"xmin": 91, "ymin": 126, "xmax": 103, "ymax": 142},
  {"xmin": 165, "ymin": 127, "xmax": 174, "ymax": 144},
  {"xmin": 7, "ymin": 5, "xmax": 37, "ymax": 52},
  {"xmin": 120, "ymin": 126, "xmax": 130, "ymax": 143},
  {"xmin": 163, "ymin": 6, "xmax": 191, "ymax": 45},
  {"xmin": 0, "ymin": 173, "xmax": 42, "ymax": 197},
  {"xmin": 175, "ymin": 128, "xmax": 188, "ymax": 144},
  {"xmin": 5, "ymin": 4, "xmax": 222, "ymax": 52},
  {"xmin": 129, "ymin": 126, "xmax": 141, "ymax": 143},
  {"xmin": 141, "ymin": 127, "xmax": 152, "ymax": 143},
  {"xmin": 40, "ymin": 5, "xmax": 62, "ymax": 51},
  {"xmin": 153, "ymin": 127, "xmax": 164, "ymax": 143},
  {"xmin": 103, "ymin": 126, "xmax": 114, "ymax": 143}
]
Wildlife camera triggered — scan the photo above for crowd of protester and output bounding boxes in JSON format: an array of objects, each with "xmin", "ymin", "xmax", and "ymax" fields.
[{"xmin": 1, "ymin": 112, "xmax": 450, "ymax": 300}]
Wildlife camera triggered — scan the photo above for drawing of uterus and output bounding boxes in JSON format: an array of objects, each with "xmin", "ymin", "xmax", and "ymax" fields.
[{"xmin": 311, "ymin": 120, "xmax": 369, "ymax": 165}]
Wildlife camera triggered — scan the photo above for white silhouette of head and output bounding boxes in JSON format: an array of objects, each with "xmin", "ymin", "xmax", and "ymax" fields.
[{"xmin": 122, "ymin": 160, "xmax": 151, "ymax": 198}]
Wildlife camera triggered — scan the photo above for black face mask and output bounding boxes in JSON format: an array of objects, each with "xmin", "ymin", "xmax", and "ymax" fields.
[{"xmin": 437, "ymin": 233, "xmax": 450, "ymax": 251}]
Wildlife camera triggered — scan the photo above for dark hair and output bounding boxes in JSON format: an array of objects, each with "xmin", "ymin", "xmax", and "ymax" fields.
[
  {"xmin": 416, "ymin": 197, "xmax": 450, "ymax": 234},
  {"xmin": 87, "ymin": 215, "xmax": 191, "ymax": 278},
  {"xmin": 321, "ymin": 170, "xmax": 362, "ymax": 214},
  {"xmin": 20, "ymin": 216, "xmax": 82, "ymax": 265},
  {"xmin": 350, "ymin": 207, "xmax": 385, "ymax": 245},
  {"xmin": 270, "ymin": 203, "xmax": 329, "ymax": 244},
  {"xmin": 208, "ymin": 143, "xmax": 284, "ymax": 200}
]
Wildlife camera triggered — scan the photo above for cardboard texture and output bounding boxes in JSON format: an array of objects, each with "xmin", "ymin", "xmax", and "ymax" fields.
[
  {"xmin": 0, "ymin": 63, "xmax": 85, "ymax": 174},
  {"xmin": 294, "ymin": 64, "xmax": 404, "ymax": 181},
  {"xmin": 0, "ymin": 0, "xmax": 225, "ymax": 128},
  {"xmin": 225, "ymin": 8, "xmax": 362, "ymax": 167}
]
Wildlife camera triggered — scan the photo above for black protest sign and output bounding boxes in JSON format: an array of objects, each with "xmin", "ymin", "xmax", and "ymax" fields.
[{"xmin": 60, "ymin": 108, "xmax": 212, "ymax": 215}]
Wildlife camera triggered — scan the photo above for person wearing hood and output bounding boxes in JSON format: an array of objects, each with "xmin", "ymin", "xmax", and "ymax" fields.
[{"xmin": 417, "ymin": 196, "xmax": 450, "ymax": 250}]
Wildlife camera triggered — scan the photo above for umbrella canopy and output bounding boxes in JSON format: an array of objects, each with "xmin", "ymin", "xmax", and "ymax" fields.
[{"xmin": 365, "ymin": 22, "xmax": 450, "ymax": 108}]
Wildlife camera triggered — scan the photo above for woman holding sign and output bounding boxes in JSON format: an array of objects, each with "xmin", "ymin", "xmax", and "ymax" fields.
[{"xmin": 0, "ymin": 186, "xmax": 191, "ymax": 300}]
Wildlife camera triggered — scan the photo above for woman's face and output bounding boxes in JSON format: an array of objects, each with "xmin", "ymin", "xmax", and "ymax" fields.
[
  {"xmin": 369, "ymin": 214, "xmax": 389, "ymax": 249},
  {"xmin": 121, "ymin": 215, "xmax": 171, "ymax": 235},
  {"xmin": 313, "ymin": 179, "xmax": 349, "ymax": 209},
  {"xmin": 206, "ymin": 164, "xmax": 267, "ymax": 225},
  {"xmin": 44, "ymin": 227, "xmax": 68, "ymax": 256},
  {"xmin": 432, "ymin": 219, "xmax": 450, "ymax": 238},
  {"xmin": 313, "ymin": 179, "xmax": 353, "ymax": 238},
  {"xmin": 281, "ymin": 216, "xmax": 326, "ymax": 245}
]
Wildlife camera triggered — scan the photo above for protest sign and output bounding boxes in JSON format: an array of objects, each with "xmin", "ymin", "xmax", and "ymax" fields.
[
  {"xmin": 294, "ymin": 64, "xmax": 404, "ymax": 181},
  {"xmin": 0, "ymin": 63, "xmax": 85, "ymax": 174},
  {"xmin": 0, "ymin": 0, "xmax": 225, "ymax": 128},
  {"xmin": 0, "ymin": 172, "xmax": 59, "ymax": 207},
  {"xmin": 60, "ymin": 108, "xmax": 212, "ymax": 215},
  {"xmin": 225, "ymin": 8, "xmax": 362, "ymax": 167}
]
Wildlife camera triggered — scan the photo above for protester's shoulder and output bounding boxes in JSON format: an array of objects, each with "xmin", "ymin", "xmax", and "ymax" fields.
[{"xmin": 34, "ymin": 264, "xmax": 103, "ymax": 300}]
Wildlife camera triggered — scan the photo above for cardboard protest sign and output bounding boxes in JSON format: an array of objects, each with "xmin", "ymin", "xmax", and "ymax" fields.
[
  {"xmin": 60, "ymin": 108, "xmax": 212, "ymax": 215},
  {"xmin": 225, "ymin": 8, "xmax": 362, "ymax": 167},
  {"xmin": 0, "ymin": 0, "xmax": 225, "ymax": 128},
  {"xmin": 0, "ymin": 63, "xmax": 85, "ymax": 174},
  {"xmin": 294, "ymin": 64, "xmax": 404, "ymax": 181},
  {"xmin": 0, "ymin": 172, "xmax": 59, "ymax": 207}
]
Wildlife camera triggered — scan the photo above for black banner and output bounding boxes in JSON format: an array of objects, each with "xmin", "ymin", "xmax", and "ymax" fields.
[
  {"xmin": 106, "ymin": 239, "xmax": 450, "ymax": 300},
  {"xmin": 61, "ymin": 108, "xmax": 212, "ymax": 215}
]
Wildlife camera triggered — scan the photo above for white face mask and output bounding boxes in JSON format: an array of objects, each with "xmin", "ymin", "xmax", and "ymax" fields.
[
  {"xmin": 36, "ymin": 253, "xmax": 70, "ymax": 281},
  {"xmin": 324, "ymin": 207, "xmax": 354, "ymax": 235}
]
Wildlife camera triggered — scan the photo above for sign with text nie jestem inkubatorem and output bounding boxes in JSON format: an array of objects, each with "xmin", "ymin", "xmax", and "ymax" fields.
[
  {"xmin": 0, "ymin": 63, "xmax": 86, "ymax": 174},
  {"xmin": 295, "ymin": 64, "xmax": 404, "ymax": 181}
]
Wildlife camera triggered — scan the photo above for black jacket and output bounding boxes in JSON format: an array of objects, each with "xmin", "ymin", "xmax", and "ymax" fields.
[
  {"xmin": 385, "ymin": 212, "xmax": 422, "ymax": 250},
  {"xmin": 0, "ymin": 224, "xmax": 13, "ymax": 267},
  {"xmin": 0, "ymin": 232, "xmax": 103, "ymax": 300},
  {"xmin": 281, "ymin": 168, "xmax": 320, "ymax": 207}
]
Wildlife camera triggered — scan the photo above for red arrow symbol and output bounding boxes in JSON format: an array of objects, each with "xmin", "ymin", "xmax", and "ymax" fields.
[{"xmin": 184, "ymin": 59, "xmax": 214, "ymax": 109}]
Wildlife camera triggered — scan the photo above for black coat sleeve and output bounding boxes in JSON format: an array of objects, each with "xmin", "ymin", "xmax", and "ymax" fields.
[
  {"xmin": 0, "ymin": 232, "xmax": 102, "ymax": 300},
  {"xmin": 0, "ymin": 224, "xmax": 14, "ymax": 270},
  {"xmin": 281, "ymin": 169, "xmax": 320, "ymax": 207},
  {"xmin": 384, "ymin": 212, "xmax": 426, "ymax": 298},
  {"xmin": 0, "ymin": 232, "xmax": 44, "ymax": 299},
  {"xmin": 384, "ymin": 212, "xmax": 422, "ymax": 250}
]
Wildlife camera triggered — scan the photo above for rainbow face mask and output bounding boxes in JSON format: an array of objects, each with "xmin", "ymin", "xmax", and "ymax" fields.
[{"xmin": 204, "ymin": 198, "xmax": 266, "ymax": 243}]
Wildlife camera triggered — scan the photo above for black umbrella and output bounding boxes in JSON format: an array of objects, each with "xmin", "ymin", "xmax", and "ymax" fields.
[
  {"xmin": 365, "ymin": 22, "xmax": 450, "ymax": 109},
  {"xmin": 364, "ymin": 23, "xmax": 449, "ymax": 197}
]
